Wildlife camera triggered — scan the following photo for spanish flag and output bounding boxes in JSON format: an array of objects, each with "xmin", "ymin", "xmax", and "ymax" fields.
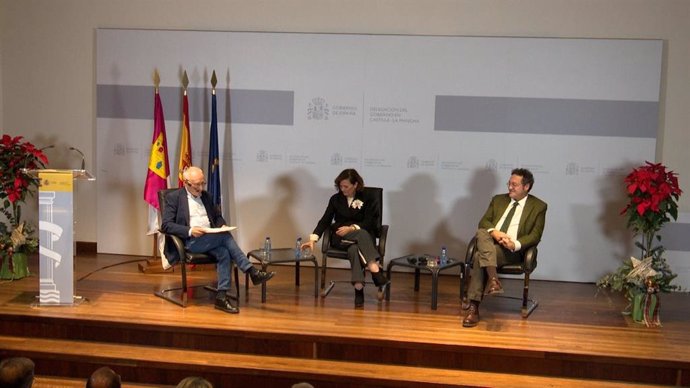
[{"xmin": 178, "ymin": 87, "xmax": 192, "ymax": 187}]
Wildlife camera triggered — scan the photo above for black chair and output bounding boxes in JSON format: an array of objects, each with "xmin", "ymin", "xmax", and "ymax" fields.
[
  {"xmin": 154, "ymin": 188, "xmax": 240, "ymax": 307},
  {"xmin": 320, "ymin": 187, "xmax": 389, "ymax": 298},
  {"xmin": 464, "ymin": 236, "xmax": 538, "ymax": 318}
]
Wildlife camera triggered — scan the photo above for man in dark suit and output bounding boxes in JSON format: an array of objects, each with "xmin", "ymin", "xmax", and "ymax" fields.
[
  {"xmin": 463, "ymin": 168, "xmax": 547, "ymax": 327},
  {"xmin": 161, "ymin": 166, "xmax": 274, "ymax": 314}
]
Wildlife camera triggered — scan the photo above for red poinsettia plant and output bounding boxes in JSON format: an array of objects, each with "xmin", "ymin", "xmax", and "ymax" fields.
[
  {"xmin": 599, "ymin": 161, "xmax": 682, "ymax": 298},
  {"xmin": 1, "ymin": 134, "xmax": 49, "ymax": 269},
  {"xmin": 621, "ymin": 161, "xmax": 682, "ymax": 240}
]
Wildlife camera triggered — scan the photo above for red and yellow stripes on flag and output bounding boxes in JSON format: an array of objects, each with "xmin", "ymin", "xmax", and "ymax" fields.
[
  {"xmin": 178, "ymin": 90, "xmax": 192, "ymax": 187},
  {"xmin": 143, "ymin": 88, "xmax": 170, "ymax": 211}
]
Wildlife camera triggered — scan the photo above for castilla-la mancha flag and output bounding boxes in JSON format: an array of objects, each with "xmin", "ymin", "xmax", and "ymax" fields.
[{"xmin": 144, "ymin": 88, "xmax": 170, "ymax": 235}]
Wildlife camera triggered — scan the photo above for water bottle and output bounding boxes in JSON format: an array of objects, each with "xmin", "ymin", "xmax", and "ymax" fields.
[
  {"xmin": 295, "ymin": 237, "xmax": 303, "ymax": 258},
  {"xmin": 264, "ymin": 236, "xmax": 271, "ymax": 257},
  {"xmin": 440, "ymin": 246, "xmax": 448, "ymax": 265}
]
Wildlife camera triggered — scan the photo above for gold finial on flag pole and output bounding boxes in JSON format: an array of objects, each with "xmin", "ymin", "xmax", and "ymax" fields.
[
  {"xmin": 182, "ymin": 70, "xmax": 189, "ymax": 96},
  {"xmin": 153, "ymin": 69, "xmax": 160, "ymax": 93},
  {"xmin": 211, "ymin": 70, "xmax": 217, "ymax": 95}
]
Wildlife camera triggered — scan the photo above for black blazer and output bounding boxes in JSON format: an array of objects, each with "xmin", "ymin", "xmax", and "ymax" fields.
[
  {"xmin": 160, "ymin": 187, "xmax": 226, "ymax": 265},
  {"xmin": 312, "ymin": 188, "xmax": 379, "ymax": 248}
]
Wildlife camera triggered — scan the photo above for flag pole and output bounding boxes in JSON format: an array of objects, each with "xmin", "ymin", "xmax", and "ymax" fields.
[{"xmin": 151, "ymin": 69, "xmax": 160, "ymax": 262}]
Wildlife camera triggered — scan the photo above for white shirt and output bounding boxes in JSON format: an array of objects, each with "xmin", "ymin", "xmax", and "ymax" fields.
[
  {"xmin": 492, "ymin": 195, "xmax": 528, "ymax": 251},
  {"xmin": 186, "ymin": 189, "xmax": 211, "ymax": 233}
]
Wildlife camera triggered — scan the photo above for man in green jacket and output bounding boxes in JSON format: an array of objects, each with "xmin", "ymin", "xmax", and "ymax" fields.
[{"xmin": 463, "ymin": 168, "xmax": 547, "ymax": 327}]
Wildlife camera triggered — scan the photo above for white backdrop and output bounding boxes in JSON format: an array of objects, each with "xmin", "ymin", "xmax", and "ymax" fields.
[{"xmin": 96, "ymin": 29, "xmax": 662, "ymax": 282}]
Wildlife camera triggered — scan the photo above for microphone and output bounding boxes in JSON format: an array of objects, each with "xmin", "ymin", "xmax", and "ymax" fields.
[{"xmin": 69, "ymin": 147, "xmax": 86, "ymax": 170}]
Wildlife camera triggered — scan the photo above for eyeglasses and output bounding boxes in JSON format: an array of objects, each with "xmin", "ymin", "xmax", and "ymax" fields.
[
  {"xmin": 507, "ymin": 181, "xmax": 523, "ymax": 188},
  {"xmin": 185, "ymin": 180, "xmax": 206, "ymax": 188}
]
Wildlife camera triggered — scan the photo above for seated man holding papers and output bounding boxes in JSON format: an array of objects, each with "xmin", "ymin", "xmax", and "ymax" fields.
[{"xmin": 161, "ymin": 166, "xmax": 275, "ymax": 314}]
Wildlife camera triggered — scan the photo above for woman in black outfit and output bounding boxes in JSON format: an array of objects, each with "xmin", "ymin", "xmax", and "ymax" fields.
[{"xmin": 302, "ymin": 169, "xmax": 388, "ymax": 308}]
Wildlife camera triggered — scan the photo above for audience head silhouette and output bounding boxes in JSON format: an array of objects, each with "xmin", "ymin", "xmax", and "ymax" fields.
[
  {"xmin": 0, "ymin": 357, "xmax": 35, "ymax": 388},
  {"xmin": 176, "ymin": 376, "xmax": 213, "ymax": 388},
  {"xmin": 85, "ymin": 366, "xmax": 121, "ymax": 388}
]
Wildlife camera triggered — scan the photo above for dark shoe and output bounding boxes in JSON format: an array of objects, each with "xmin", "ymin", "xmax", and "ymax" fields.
[
  {"xmin": 372, "ymin": 271, "xmax": 389, "ymax": 301},
  {"xmin": 462, "ymin": 302, "xmax": 480, "ymax": 327},
  {"xmin": 214, "ymin": 297, "xmax": 239, "ymax": 314},
  {"xmin": 354, "ymin": 288, "xmax": 364, "ymax": 308},
  {"xmin": 250, "ymin": 270, "xmax": 276, "ymax": 285},
  {"xmin": 485, "ymin": 277, "xmax": 504, "ymax": 296},
  {"xmin": 371, "ymin": 270, "xmax": 390, "ymax": 288}
]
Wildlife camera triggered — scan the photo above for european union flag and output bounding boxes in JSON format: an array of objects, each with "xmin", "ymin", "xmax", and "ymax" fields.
[{"xmin": 207, "ymin": 91, "xmax": 221, "ymax": 213}]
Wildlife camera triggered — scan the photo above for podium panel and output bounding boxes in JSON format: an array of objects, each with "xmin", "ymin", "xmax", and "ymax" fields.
[
  {"xmin": 23, "ymin": 168, "xmax": 95, "ymax": 306},
  {"xmin": 38, "ymin": 171, "xmax": 74, "ymax": 305}
]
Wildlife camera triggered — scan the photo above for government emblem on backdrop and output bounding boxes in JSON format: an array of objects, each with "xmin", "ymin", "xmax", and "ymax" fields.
[
  {"xmin": 566, "ymin": 162, "xmax": 579, "ymax": 176},
  {"xmin": 407, "ymin": 156, "xmax": 419, "ymax": 169},
  {"xmin": 307, "ymin": 97, "xmax": 329, "ymax": 120},
  {"xmin": 256, "ymin": 150, "xmax": 268, "ymax": 162},
  {"xmin": 330, "ymin": 153, "xmax": 342, "ymax": 166}
]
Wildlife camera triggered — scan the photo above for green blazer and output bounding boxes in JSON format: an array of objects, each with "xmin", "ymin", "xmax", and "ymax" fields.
[{"xmin": 478, "ymin": 193, "xmax": 547, "ymax": 252}]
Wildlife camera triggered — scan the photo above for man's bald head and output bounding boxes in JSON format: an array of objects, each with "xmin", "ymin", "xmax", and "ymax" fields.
[
  {"xmin": 183, "ymin": 166, "xmax": 204, "ymax": 181},
  {"xmin": 86, "ymin": 366, "xmax": 121, "ymax": 388}
]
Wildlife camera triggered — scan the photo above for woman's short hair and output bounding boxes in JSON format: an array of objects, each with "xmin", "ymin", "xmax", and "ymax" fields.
[{"xmin": 334, "ymin": 168, "xmax": 364, "ymax": 192}]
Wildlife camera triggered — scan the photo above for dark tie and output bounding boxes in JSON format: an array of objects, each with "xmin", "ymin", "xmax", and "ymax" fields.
[{"xmin": 499, "ymin": 202, "xmax": 519, "ymax": 233}]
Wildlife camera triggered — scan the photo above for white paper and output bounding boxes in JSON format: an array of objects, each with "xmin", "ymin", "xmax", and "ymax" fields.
[{"xmin": 201, "ymin": 226, "xmax": 237, "ymax": 233}]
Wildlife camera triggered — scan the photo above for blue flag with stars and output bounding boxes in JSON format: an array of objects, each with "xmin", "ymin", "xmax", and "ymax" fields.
[{"xmin": 207, "ymin": 91, "xmax": 221, "ymax": 213}]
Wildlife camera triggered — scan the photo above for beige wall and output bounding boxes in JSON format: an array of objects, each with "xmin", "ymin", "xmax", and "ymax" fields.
[{"xmin": 1, "ymin": 0, "xmax": 689, "ymax": 243}]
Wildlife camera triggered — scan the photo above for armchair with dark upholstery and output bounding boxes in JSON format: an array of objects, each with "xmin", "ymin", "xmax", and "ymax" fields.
[
  {"xmin": 464, "ymin": 236, "xmax": 539, "ymax": 318},
  {"xmin": 320, "ymin": 187, "xmax": 389, "ymax": 298},
  {"xmin": 154, "ymin": 188, "xmax": 239, "ymax": 307}
]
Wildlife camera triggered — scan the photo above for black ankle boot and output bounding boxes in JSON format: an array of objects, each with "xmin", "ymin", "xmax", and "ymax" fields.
[
  {"xmin": 354, "ymin": 288, "xmax": 364, "ymax": 308},
  {"xmin": 250, "ymin": 268, "xmax": 276, "ymax": 285},
  {"xmin": 371, "ymin": 270, "xmax": 389, "ymax": 287}
]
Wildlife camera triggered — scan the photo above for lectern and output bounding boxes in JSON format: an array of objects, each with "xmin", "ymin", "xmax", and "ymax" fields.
[{"xmin": 23, "ymin": 168, "xmax": 95, "ymax": 305}]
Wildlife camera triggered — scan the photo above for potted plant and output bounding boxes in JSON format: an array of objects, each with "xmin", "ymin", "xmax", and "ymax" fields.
[
  {"xmin": 0, "ymin": 134, "xmax": 48, "ymax": 280},
  {"xmin": 598, "ymin": 161, "xmax": 682, "ymax": 323}
]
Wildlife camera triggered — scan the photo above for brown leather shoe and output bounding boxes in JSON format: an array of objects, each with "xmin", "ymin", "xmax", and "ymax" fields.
[
  {"xmin": 462, "ymin": 303, "xmax": 480, "ymax": 327},
  {"xmin": 485, "ymin": 277, "xmax": 504, "ymax": 296}
]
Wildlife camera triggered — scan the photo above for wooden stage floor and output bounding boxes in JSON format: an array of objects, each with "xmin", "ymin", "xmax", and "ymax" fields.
[{"xmin": 0, "ymin": 253, "xmax": 689, "ymax": 387}]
